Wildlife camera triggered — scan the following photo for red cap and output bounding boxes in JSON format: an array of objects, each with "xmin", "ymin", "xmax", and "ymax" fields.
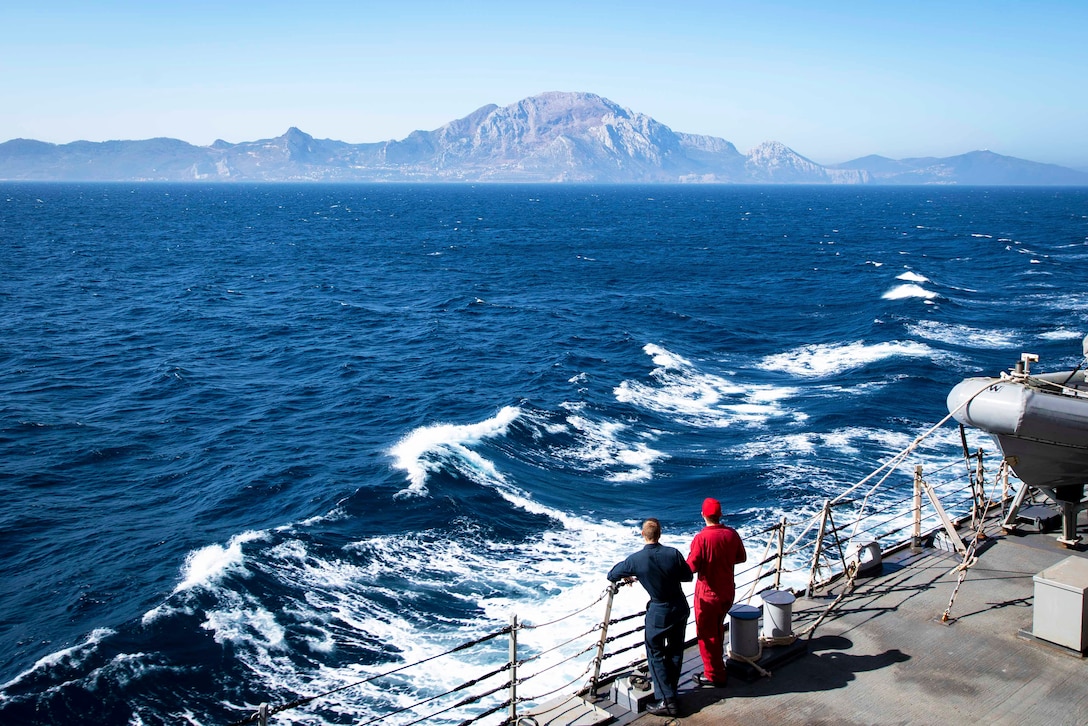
[{"xmin": 702, "ymin": 497, "xmax": 722, "ymax": 517}]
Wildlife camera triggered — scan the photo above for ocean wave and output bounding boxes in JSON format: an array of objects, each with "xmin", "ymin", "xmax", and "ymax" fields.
[
  {"xmin": 882, "ymin": 283, "xmax": 938, "ymax": 300},
  {"xmin": 614, "ymin": 344, "xmax": 802, "ymax": 428},
  {"xmin": 0, "ymin": 628, "xmax": 116, "ymax": 693},
  {"xmin": 906, "ymin": 321, "xmax": 1019, "ymax": 349},
  {"xmin": 758, "ymin": 340, "xmax": 935, "ymax": 378},
  {"xmin": 560, "ymin": 414, "xmax": 666, "ymax": 483},
  {"xmin": 185, "ymin": 503, "xmax": 666, "ymax": 724},
  {"xmin": 1039, "ymin": 329, "xmax": 1084, "ymax": 341},
  {"xmin": 736, "ymin": 427, "xmax": 915, "ymax": 462},
  {"xmin": 173, "ymin": 530, "xmax": 268, "ymax": 594},
  {"xmin": 388, "ymin": 406, "xmax": 522, "ymax": 497},
  {"xmin": 896, "ymin": 270, "xmax": 929, "ymax": 283}
]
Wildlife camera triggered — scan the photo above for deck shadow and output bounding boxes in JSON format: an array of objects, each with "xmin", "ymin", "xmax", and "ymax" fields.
[{"xmin": 678, "ymin": 634, "xmax": 911, "ymax": 713}]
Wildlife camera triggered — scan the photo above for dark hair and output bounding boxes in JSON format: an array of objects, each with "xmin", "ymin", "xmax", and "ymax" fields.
[{"xmin": 642, "ymin": 518, "xmax": 662, "ymax": 542}]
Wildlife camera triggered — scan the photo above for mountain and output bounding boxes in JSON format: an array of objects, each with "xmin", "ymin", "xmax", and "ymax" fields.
[
  {"xmin": 832, "ymin": 150, "xmax": 1088, "ymax": 185},
  {"xmin": 1, "ymin": 92, "xmax": 1085, "ymax": 185}
]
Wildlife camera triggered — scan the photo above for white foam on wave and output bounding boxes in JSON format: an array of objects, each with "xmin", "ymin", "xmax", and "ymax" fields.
[
  {"xmin": 907, "ymin": 320, "xmax": 1019, "ymax": 349},
  {"xmin": 615, "ymin": 344, "xmax": 803, "ymax": 428},
  {"xmin": 562, "ymin": 415, "xmax": 665, "ymax": 482},
  {"xmin": 736, "ymin": 427, "xmax": 915, "ymax": 462},
  {"xmin": 173, "ymin": 530, "xmax": 267, "ymax": 594},
  {"xmin": 389, "ymin": 406, "xmax": 521, "ymax": 497},
  {"xmin": 896, "ymin": 270, "xmax": 929, "ymax": 283},
  {"xmin": 882, "ymin": 283, "xmax": 938, "ymax": 300},
  {"xmin": 203, "ymin": 607, "xmax": 286, "ymax": 651},
  {"xmin": 0, "ymin": 627, "xmax": 116, "ymax": 692},
  {"xmin": 1039, "ymin": 329, "xmax": 1084, "ymax": 341},
  {"xmin": 759, "ymin": 340, "xmax": 934, "ymax": 378},
  {"xmin": 184, "ymin": 494, "xmax": 690, "ymax": 724}
]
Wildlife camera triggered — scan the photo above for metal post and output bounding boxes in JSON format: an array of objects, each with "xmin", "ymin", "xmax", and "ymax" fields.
[
  {"xmin": 806, "ymin": 499, "xmax": 831, "ymax": 597},
  {"xmin": 509, "ymin": 614, "xmax": 518, "ymax": 723},
  {"xmin": 773, "ymin": 516, "xmax": 787, "ymax": 590},
  {"xmin": 912, "ymin": 465, "xmax": 923, "ymax": 552},
  {"xmin": 257, "ymin": 703, "xmax": 268, "ymax": 726},
  {"xmin": 589, "ymin": 583, "xmax": 618, "ymax": 697}
]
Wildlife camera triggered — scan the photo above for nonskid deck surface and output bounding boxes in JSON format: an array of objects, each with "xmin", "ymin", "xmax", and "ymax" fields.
[{"xmin": 608, "ymin": 511, "xmax": 1088, "ymax": 726}]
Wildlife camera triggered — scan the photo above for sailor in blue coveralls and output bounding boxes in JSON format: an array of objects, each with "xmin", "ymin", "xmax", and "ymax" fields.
[{"xmin": 608, "ymin": 518, "xmax": 693, "ymax": 717}]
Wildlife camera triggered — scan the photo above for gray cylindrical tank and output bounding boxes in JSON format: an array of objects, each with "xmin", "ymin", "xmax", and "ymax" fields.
[
  {"xmin": 759, "ymin": 590, "xmax": 796, "ymax": 639},
  {"xmin": 728, "ymin": 603, "xmax": 760, "ymax": 658}
]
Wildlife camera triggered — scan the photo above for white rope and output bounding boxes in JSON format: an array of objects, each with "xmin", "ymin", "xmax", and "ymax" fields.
[
  {"xmin": 939, "ymin": 466, "xmax": 993, "ymax": 622},
  {"xmin": 726, "ymin": 644, "xmax": 770, "ymax": 678}
]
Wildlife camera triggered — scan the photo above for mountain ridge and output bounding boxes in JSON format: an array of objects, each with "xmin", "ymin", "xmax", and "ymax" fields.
[{"xmin": 1, "ymin": 91, "xmax": 1084, "ymax": 185}]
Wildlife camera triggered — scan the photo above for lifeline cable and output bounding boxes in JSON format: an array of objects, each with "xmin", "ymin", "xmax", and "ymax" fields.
[{"xmin": 227, "ymin": 626, "xmax": 511, "ymax": 726}]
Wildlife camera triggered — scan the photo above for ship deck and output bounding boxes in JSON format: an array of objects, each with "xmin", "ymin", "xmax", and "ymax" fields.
[{"xmin": 601, "ymin": 509, "xmax": 1088, "ymax": 726}]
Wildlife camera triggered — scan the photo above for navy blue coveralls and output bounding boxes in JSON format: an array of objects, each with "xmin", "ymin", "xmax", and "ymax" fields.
[{"xmin": 608, "ymin": 543, "xmax": 693, "ymax": 702}]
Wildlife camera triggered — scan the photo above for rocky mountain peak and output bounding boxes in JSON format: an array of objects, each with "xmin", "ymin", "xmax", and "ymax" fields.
[{"xmin": 1, "ymin": 92, "xmax": 1084, "ymax": 184}]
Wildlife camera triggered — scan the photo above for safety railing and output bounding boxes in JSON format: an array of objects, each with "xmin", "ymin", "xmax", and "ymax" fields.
[{"xmin": 232, "ymin": 443, "xmax": 1007, "ymax": 726}]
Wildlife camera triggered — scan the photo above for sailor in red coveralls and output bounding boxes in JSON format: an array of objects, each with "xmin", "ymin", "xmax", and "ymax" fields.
[{"xmin": 686, "ymin": 497, "xmax": 747, "ymax": 687}]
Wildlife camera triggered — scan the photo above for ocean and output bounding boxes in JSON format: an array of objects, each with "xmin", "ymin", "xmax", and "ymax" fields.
[{"xmin": 1, "ymin": 183, "xmax": 1086, "ymax": 725}]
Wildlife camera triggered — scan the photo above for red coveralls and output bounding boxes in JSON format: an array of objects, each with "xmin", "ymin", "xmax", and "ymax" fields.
[{"xmin": 686, "ymin": 524, "xmax": 747, "ymax": 683}]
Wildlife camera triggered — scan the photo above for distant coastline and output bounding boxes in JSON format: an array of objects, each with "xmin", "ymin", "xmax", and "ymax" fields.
[{"xmin": 2, "ymin": 92, "xmax": 1086, "ymax": 185}]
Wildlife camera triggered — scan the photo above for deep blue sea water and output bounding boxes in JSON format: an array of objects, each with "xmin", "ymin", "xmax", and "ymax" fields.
[{"xmin": 1, "ymin": 183, "xmax": 1086, "ymax": 725}]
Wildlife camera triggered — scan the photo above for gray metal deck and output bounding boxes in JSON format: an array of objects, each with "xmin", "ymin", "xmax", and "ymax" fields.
[{"xmin": 612, "ymin": 511, "xmax": 1088, "ymax": 726}]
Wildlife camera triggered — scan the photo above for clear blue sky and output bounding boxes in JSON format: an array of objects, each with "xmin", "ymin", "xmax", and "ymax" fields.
[{"xmin": 3, "ymin": 1, "xmax": 1086, "ymax": 168}]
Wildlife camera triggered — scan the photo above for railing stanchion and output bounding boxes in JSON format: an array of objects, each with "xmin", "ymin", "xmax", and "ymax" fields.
[
  {"xmin": 509, "ymin": 613, "xmax": 518, "ymax": 724},
  {"xmin": 589, "ymin": 583, "xmax": 618, "ymax": 697},
  {"xmin": 773, "ymin": 516, "xmax": 787, "ymax": 590},
  {"xmin": 806, "ymin": 499, "xmax": 831, "ymax": 597},
  {"xmin": 912, "ymin": 464, "xmax": 923, "ymax": 552}
]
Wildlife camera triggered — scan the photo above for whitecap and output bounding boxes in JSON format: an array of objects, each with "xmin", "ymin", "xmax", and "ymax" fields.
[
  {"xmin": 882, "ymin": 283, "xmax": 938, "ymax": 300},
  {"xmin": 202, "ymin": 607, "xmax": 286, "ymax": 650},
  {"xmin": 614, "ymin": 344, "xmax": 801, "ymax": 428},
  {"xmin": 758, "ymin": 341, "xmax": 934, "ymax": 378},
  {"xmin": 896, "ymin": 270, "xmax": 929, "ymax": 283},
  {"xmin": 173, "ymin": 530, "xmax": 267, "ymax": 593},
  {"xmin": 907, "ymin": 321, "xmax": 1019, "ymax": 348},
  {"xmin": 561, "ymin": 414, "xmax": 666, "ymax": 483},
  {"xmin": 1039, "ymin": 329, "xmax": 1084, "ymax": 341},
  {"xmin": 388, "ymin": 406, "xmax": 521, "ymax": 497}
]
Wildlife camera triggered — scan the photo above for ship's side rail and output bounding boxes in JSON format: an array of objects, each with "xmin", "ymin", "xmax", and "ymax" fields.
[{"xmin": 231, "ymin": 449, "xmax": 1008, "ymax": 726}]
